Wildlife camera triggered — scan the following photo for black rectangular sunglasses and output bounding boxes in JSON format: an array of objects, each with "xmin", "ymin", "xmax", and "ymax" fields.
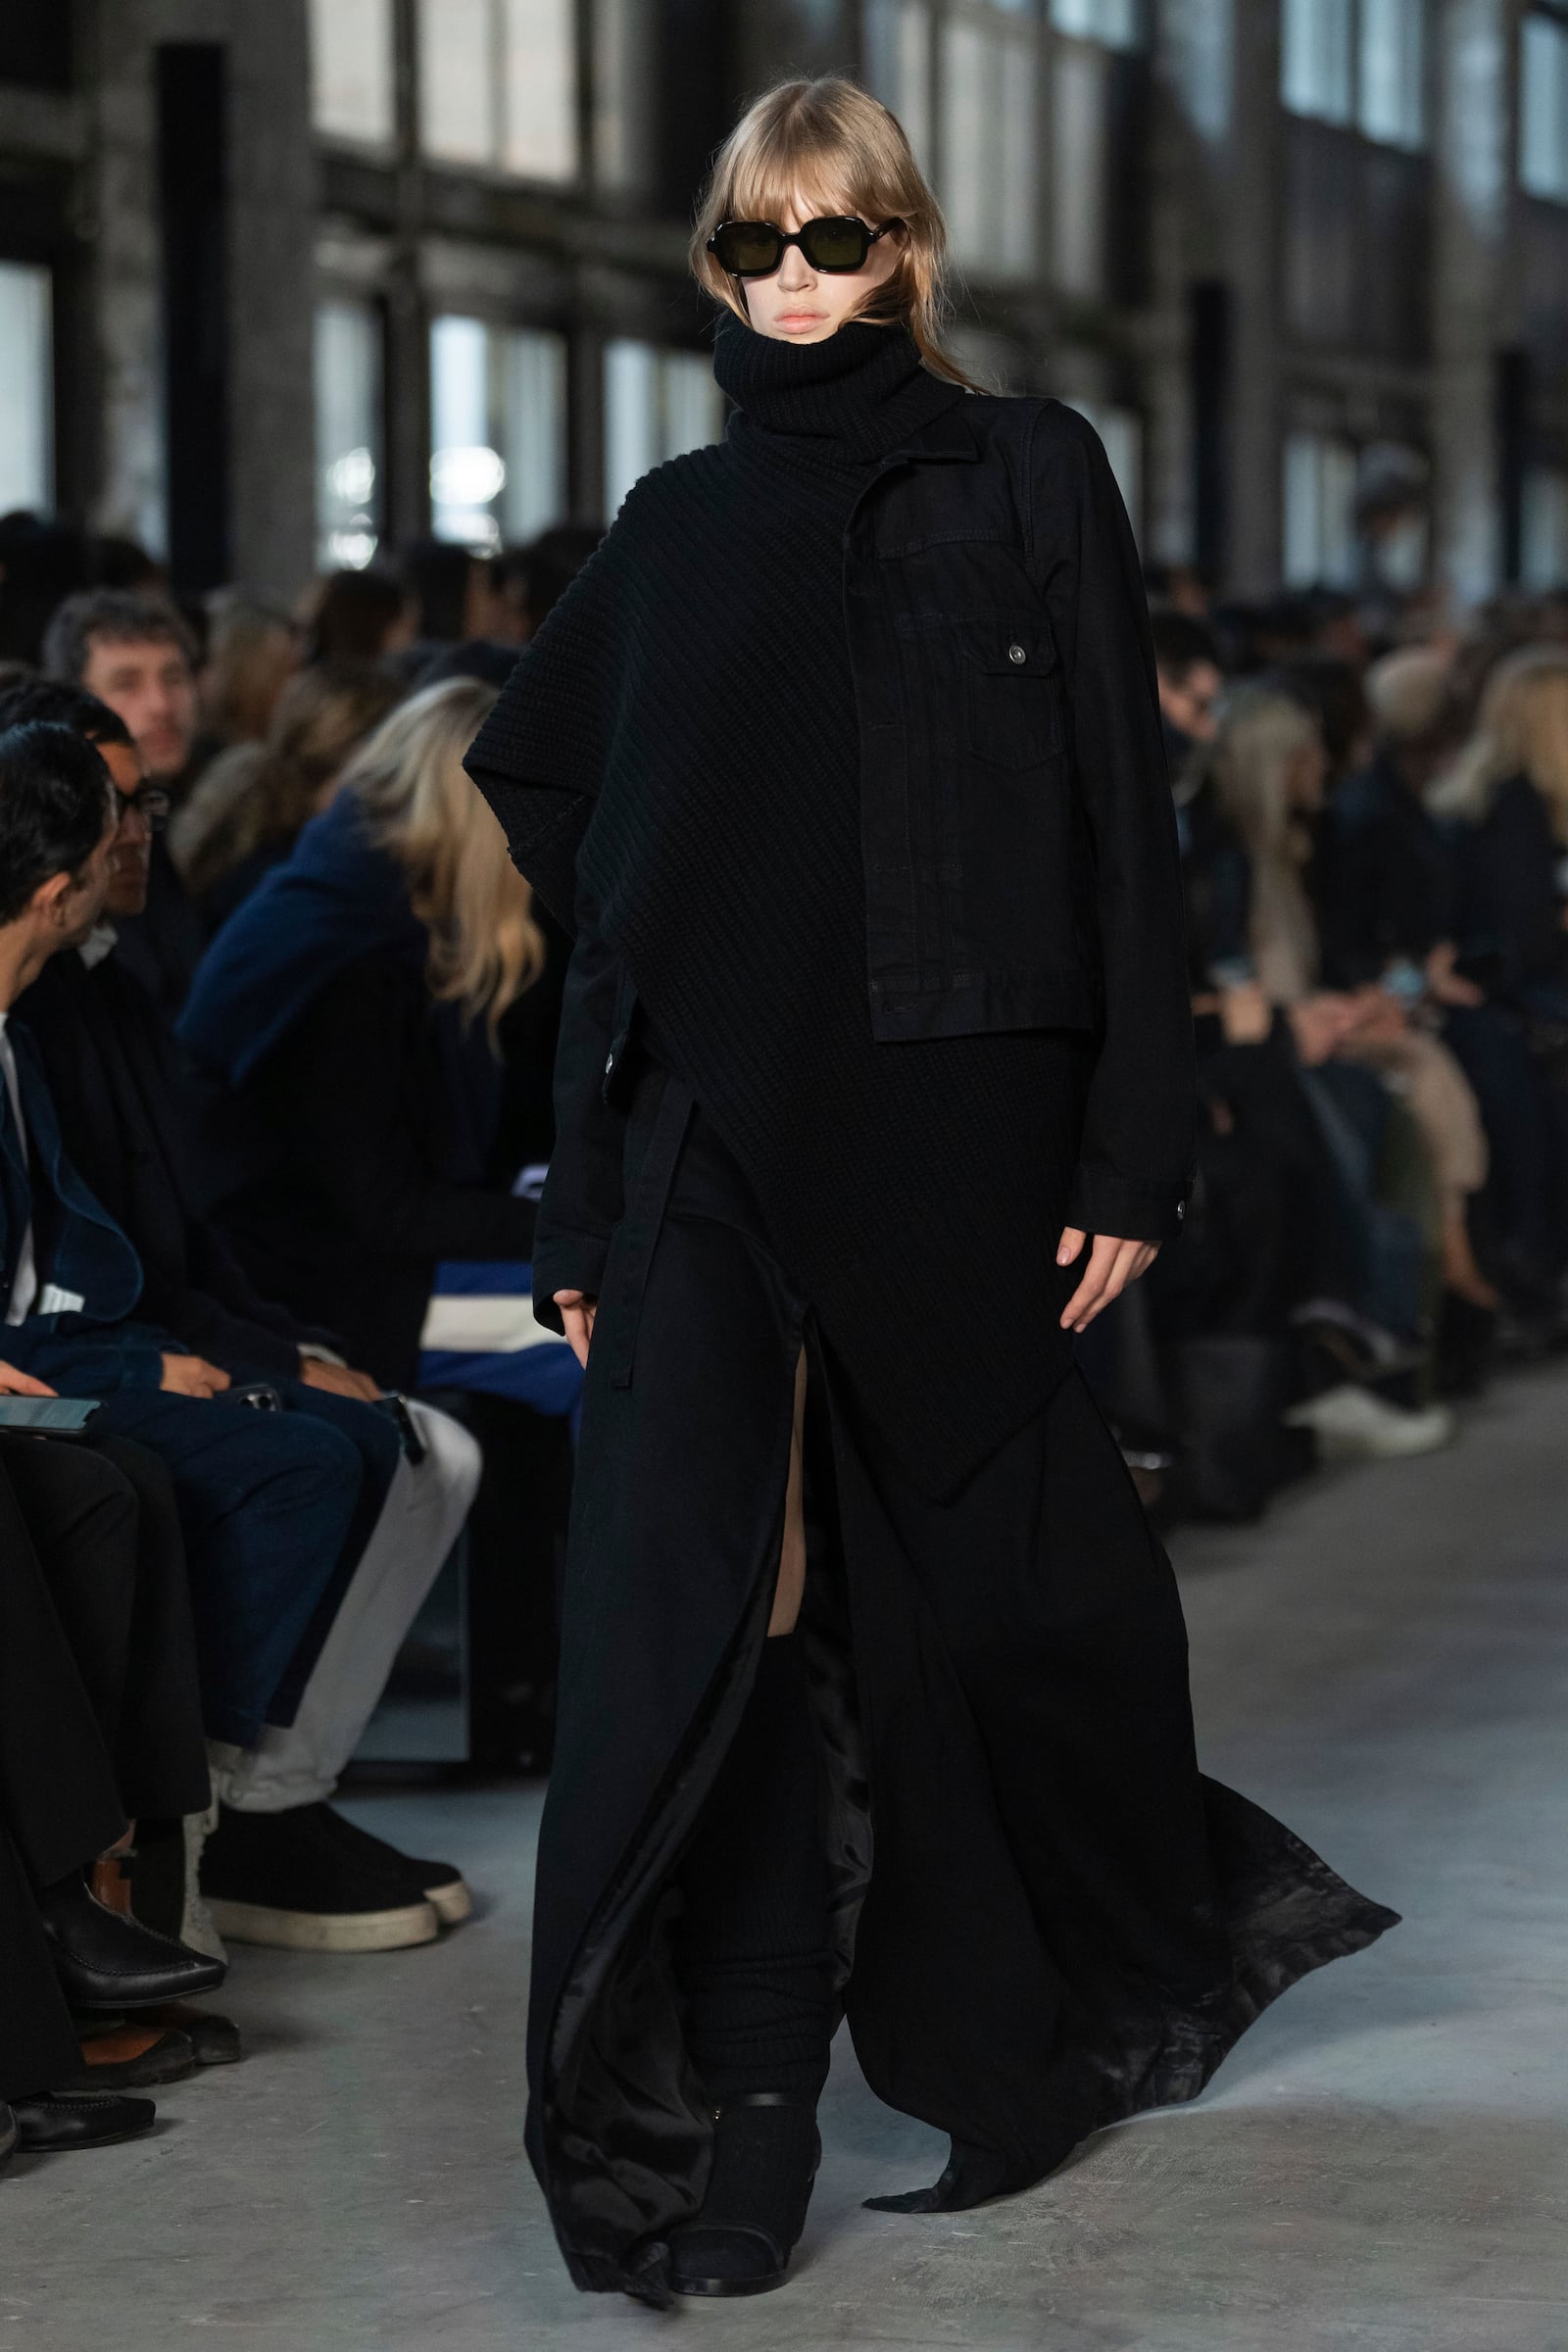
[{"xmin": 707, "ymin": 216, "xmax": 905, "ymax": 278}]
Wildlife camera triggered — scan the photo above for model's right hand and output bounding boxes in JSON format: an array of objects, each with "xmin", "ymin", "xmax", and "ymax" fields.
[
  {"xmin": 554, "ymin": 1291, "xmax": 598, "ymax": 1369},
  {"xmin": 0, "ymin": 1361, "xmax": 57, "ymax": 1397},
  {"xmin": 160, "ymin": 1353, "xmax": 232, "ymax": 1398}
]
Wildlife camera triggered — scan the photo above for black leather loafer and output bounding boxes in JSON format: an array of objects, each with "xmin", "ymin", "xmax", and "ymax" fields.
[
  {"xmin": 12, "ymin": 2090, "xmax": 157, "ymax": 2153},
  {"xmin": 37, "ymin": 1874, "xmax": 226, "ymax": 2011}
]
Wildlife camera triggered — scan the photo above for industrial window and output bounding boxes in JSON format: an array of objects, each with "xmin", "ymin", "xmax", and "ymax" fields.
[
  {"xmin": 418, "ymin": 0, "xmax": 578, "ymax": 181},
  {"xmin": 592, "ymin": 0, "xmax": 654, "ymax": 189},
  {"xmin": 1523, "ymin": 467, "xmax": 1568, "ymax": 586},
  {"xmin": 1282, "ymin": 0, "xmax": 1425, "ymax": 146},
  {"xmin": 862, "ymin": 0, "xmax": 935, "ymax": 172},
  {"xmin": 940, "ymin": 3, "xmax": 1038, "ymax": 278},
  {"xmin": 602, "ymin": 343, "xmax": 724, "ymax": 520},
  {"xmin": 1050, "ymin": 0, "xmax": 1141, "ymax": 48},
  {"xmin": 1520, "ymin": 13, "xmax": 1568, "ymax": 200},
  {"xmin": 1283, "ymin": 430, "xmax": 1359, "ymax": 588},
  {"xmin": 0, "ymin": 262, "xmax": 52, "ymax": 515},
  {"xmin": 315, "ymin": 301, "xmax": 383, "ymax": 569},
  {"xmin": 309, "ymin": 0, "xmax": 395, "ymax": 145},
  {"xmin": 430, "ymin": 316, "xmax": 568, "ymax": 550}
]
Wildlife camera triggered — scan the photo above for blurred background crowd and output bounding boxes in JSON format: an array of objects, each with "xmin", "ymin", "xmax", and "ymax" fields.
[{"xmin": 0, "ymin": 0, "xmax": 1565, "ymax": 2176}]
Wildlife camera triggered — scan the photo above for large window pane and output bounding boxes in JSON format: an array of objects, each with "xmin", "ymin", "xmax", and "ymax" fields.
[
  {"xmin": 0, "ymin": 263, "xmax": 52, "ymax": 515},
  {"xmin": 502, "ymin": 0, "xmax": 577, "ymax": 180},
  {"xmin": 1522, "ymin": 467, "xmax": 1568, "ymax": 588},
  {"xmin": 1520, "ymin": 14, "xmax": 1568, "ymax": 201},
  {"xmin": 419, "ymin": 0, "xmax": 495, "ymax": 165},
  {"xmin": 430, "ymin": 315, "xmax": 504, "ymax": 549},
  {"xmin": 1281, "ymin": 0, "xmax": 1353, "ymax": 124},
  {"xmin": 1051, "ymin": 0, "xmax": 1141, "ymax": 48},
  {"xmin": 942, "ymin": 12, "xmax": 1037, "ymax": 278},
  {"xmin": 430, "ymin": 317, "xmax": 568, "ymax": 548},
  {"xmin": 1358, "ymin": 0, "xmax": 1424, "ymax": 147},
  {"xmin": 593, "ymin": 0, "xmax": 654, "ymax": 189},
  {"xmin": 316, "ymin": 301, "xmax": 382, "ymax": 569},
  {"xmin": 603, "ymin": 340, "xmax": 724, "ymax": 518},
  {"xmin": 1283, "ymin": 430, "xmax": 1358, "ymax": 587},
  {"xmin": 1051, "ymin": 43, "xmax": 1105, "ymax": 295},
  {"xmin": 502, "ymin": 328, "xmax": 568, "ymax": 540},
  {"xmin": 310, "ymin": 0, "xmax": 395, "ymax": 144},
  {"xmin": 862, "ymin": 0, "xmax": 934, "ymax": 172}
]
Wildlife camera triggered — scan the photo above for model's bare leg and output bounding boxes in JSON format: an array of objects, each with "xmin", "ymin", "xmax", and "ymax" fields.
[{"xmin": 768, "ymin": 1348, "xmax": 808, "ymax": 1637}]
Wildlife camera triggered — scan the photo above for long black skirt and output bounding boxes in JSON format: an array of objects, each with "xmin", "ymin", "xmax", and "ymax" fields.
[{"xmin": 525, "ymin": 1059, "xmax": 1397, "ymax": 2299}]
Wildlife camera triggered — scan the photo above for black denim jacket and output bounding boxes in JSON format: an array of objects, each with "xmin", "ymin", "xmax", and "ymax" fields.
[{"xmin": 471, "ymin": 394, "xmax": 1195, "ymax": 1323}]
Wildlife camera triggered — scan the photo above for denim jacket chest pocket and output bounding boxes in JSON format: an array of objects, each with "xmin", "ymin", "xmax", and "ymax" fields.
[{"xmin": 956, "ymin": 618, "xmax": 1062, "ymax": 770}]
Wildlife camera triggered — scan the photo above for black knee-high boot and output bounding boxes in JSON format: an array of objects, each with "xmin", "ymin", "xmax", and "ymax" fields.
[{"xmin": 669, "ymin": 1630, "xmax": 830, "ymax": 2295}]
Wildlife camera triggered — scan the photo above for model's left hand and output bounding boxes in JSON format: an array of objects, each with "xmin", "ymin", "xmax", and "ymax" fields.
[{"xmin": 1056, "ymin": 1230, "xmax": 1159, "ymax": 1333}]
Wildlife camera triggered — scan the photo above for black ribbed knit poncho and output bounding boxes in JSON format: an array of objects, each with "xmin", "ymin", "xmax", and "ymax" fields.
[{"xmin": 469, "ymin": 317, "xmax": 1094, "ymax": 1494}]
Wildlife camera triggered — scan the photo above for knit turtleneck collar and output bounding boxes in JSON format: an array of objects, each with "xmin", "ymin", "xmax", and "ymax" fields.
[{"xmin": 713, "ymin": 312, "xmax": 964, "ymax": 466}]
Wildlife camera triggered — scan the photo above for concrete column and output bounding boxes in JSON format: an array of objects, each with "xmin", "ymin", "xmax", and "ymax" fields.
[
  {"xmin": 1429, "ymin": 0, "xmax": 1514, "ymax": 612},
  {"xmin": 88, "ymin": 0, "xmax": 316, "ymax": 596},
  {"xmin": 1222, "ymin": 0, "xmax": 1282, "ymax": 595}
]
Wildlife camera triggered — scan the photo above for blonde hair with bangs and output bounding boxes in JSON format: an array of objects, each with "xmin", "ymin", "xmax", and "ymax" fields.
[
  {"xmin": 344, "ymin": 678, "xmax": 547, "ymax": 1043},
  {"xmin": 691, "ymin": 77, "xmax": 974, "ymax": 386}
]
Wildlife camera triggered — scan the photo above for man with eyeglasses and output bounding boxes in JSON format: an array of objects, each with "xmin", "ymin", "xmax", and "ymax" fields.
[{"xmin": 40, "ymin": 591, "xmax": 208, "ymax": 1025}]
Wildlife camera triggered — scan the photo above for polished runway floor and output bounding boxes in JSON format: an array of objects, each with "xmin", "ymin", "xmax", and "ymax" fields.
[{"xmin": 8, "ymin": 1362, "xmax": 1568, "ymax": 2350}]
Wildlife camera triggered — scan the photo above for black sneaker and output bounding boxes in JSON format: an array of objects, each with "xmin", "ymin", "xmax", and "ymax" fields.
[
  {"xmin": 314, "ymin": 1804, "xmax": 473, "ymax": 1927},
  {"xmin": 199, "ymin": 1805, "xmax": 439, "ymax": 1952}
]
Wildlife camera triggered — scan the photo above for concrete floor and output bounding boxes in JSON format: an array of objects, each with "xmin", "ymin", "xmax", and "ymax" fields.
[{"xmin": 7, "ymin": 1367, "xmax": 1568, "ymax": 2351}]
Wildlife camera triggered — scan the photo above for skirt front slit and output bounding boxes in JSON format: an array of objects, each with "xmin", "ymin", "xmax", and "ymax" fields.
[{"xmin": 525, "ymin": 1057, "xmax": 1398, "ymax": 2297}]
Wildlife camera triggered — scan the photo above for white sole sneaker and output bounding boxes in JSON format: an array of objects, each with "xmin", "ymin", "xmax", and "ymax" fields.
[
  {"xmin": 426, "ymin": 1880, "xmax": 473, "ymax": 1927},
  {"xmin": 204, "ymin": 1896, "xmax": 440, "ymax": 1953}
]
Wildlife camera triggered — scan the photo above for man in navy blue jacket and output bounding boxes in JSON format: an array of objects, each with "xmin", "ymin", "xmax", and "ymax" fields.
[{"xmin": 0, "ymin": 720, "xmax": 466, "ymax": 1953}]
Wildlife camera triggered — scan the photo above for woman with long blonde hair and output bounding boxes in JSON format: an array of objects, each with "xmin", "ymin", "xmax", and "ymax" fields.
[
  {"xmin": 1433, "ymin": 647, "xmax": 1568, "ymax": 996},
  {"xmin": 180, "ymin": 678, "xmax": 544, "ymax": 1385},
  {"xmin": 468, "ymin": 77, "xmax": 1393, "ymax": 2302}
]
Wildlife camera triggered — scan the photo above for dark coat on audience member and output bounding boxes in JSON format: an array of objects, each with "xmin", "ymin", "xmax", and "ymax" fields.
[
  {"xmin": 1447, "ymin": 773, "xmax": 1568, "ymax": 1000},
  {"xmin": 16, "ymin": 941, "xmax": 338, "ymax": 1382},
  {"xmin": 176, "ymin": 793, "xmax": 536, "ymax": 1390},
  {"xmin": 1318, "ymin": 750, "xmax": 1454, "ymax": 988}
]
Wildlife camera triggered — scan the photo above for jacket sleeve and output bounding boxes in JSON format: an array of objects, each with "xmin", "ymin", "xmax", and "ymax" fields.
[
  {"xmin": 1033, "ymin": 406, "xmax": 1195, "ymax": 1242},
  {"xmin": 3, "ymin": 1317, "xmax": 168, "ymax": 1394},
  {"xmin": 528, "ymin": 879, "xmax": 629, "ymax": 1332}
]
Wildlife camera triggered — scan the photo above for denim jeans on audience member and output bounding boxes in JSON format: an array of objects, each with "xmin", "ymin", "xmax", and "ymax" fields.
[{"xmin": 79, "ymin": 1390, "xmax": 366, "ymax": 1748}]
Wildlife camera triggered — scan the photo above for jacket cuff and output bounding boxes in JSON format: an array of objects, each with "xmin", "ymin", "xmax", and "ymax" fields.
[
  {"xmin": 1065, "ymin": 1163, "xmax": 1192, "ymax": 1246},
  {"xmin": 531, "ymin": 1232, "xmax": 613, "ymax": 1332}
]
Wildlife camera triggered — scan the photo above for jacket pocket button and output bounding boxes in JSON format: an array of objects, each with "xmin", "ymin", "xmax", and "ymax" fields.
[{"xmin": 1007, "ymin": 643, "xmax": 1027, "ymax": 664}]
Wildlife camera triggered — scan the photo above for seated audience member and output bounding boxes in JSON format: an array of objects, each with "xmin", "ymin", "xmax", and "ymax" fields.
[
  {"xmin": 0, "ymin": 1433, "xmax": 225, "ymax": 2157},
  {"xmin": 1196, "ymin": 686, "xmax": 1457, "ymax": 1454},
  {"xmin": 1431, "ymin": 648, "xmax": 1568, "ymax": 1007},
  {"xmin": 179, "ymin": 680, "xmax": 540, "ymax": 1387},
  {"xmin": 0, "ymin": 683, "xmax": 482, "ymax": 1951},
  {"xmin": 196, "ymin": 595, "xmax": 298, "ymax": 760},
  {"xmin": 1329, "ymin": 650, "xmax": 1568, "ymax": 1322},
  {"xmin": 302, "ymin": 567, "xmax": 416, "ymax": 666},
  {"xmin": 0, "ymin": 718, "xmax": 473, "ymax": 1950},
  {"xmin": 40, "ymin": 589, "xmax": 206, "ymax": 1019},
  {"xmin": 1152, "ymin": 611, "xmax": 1224, "ymax": 794},
  {"xmin": 170, "ymin": 662, "xmax": 401, "ymax": 931}
]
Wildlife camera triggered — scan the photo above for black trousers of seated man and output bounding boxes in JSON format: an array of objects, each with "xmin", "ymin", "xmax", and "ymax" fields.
[
  {"xmin": 0, "ymin": 1434, "xmax": 210, "ymax": 1825},
  {"xmin": 0, "ymin": 1446, "xmax": 160, "ymax": 2102}
]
